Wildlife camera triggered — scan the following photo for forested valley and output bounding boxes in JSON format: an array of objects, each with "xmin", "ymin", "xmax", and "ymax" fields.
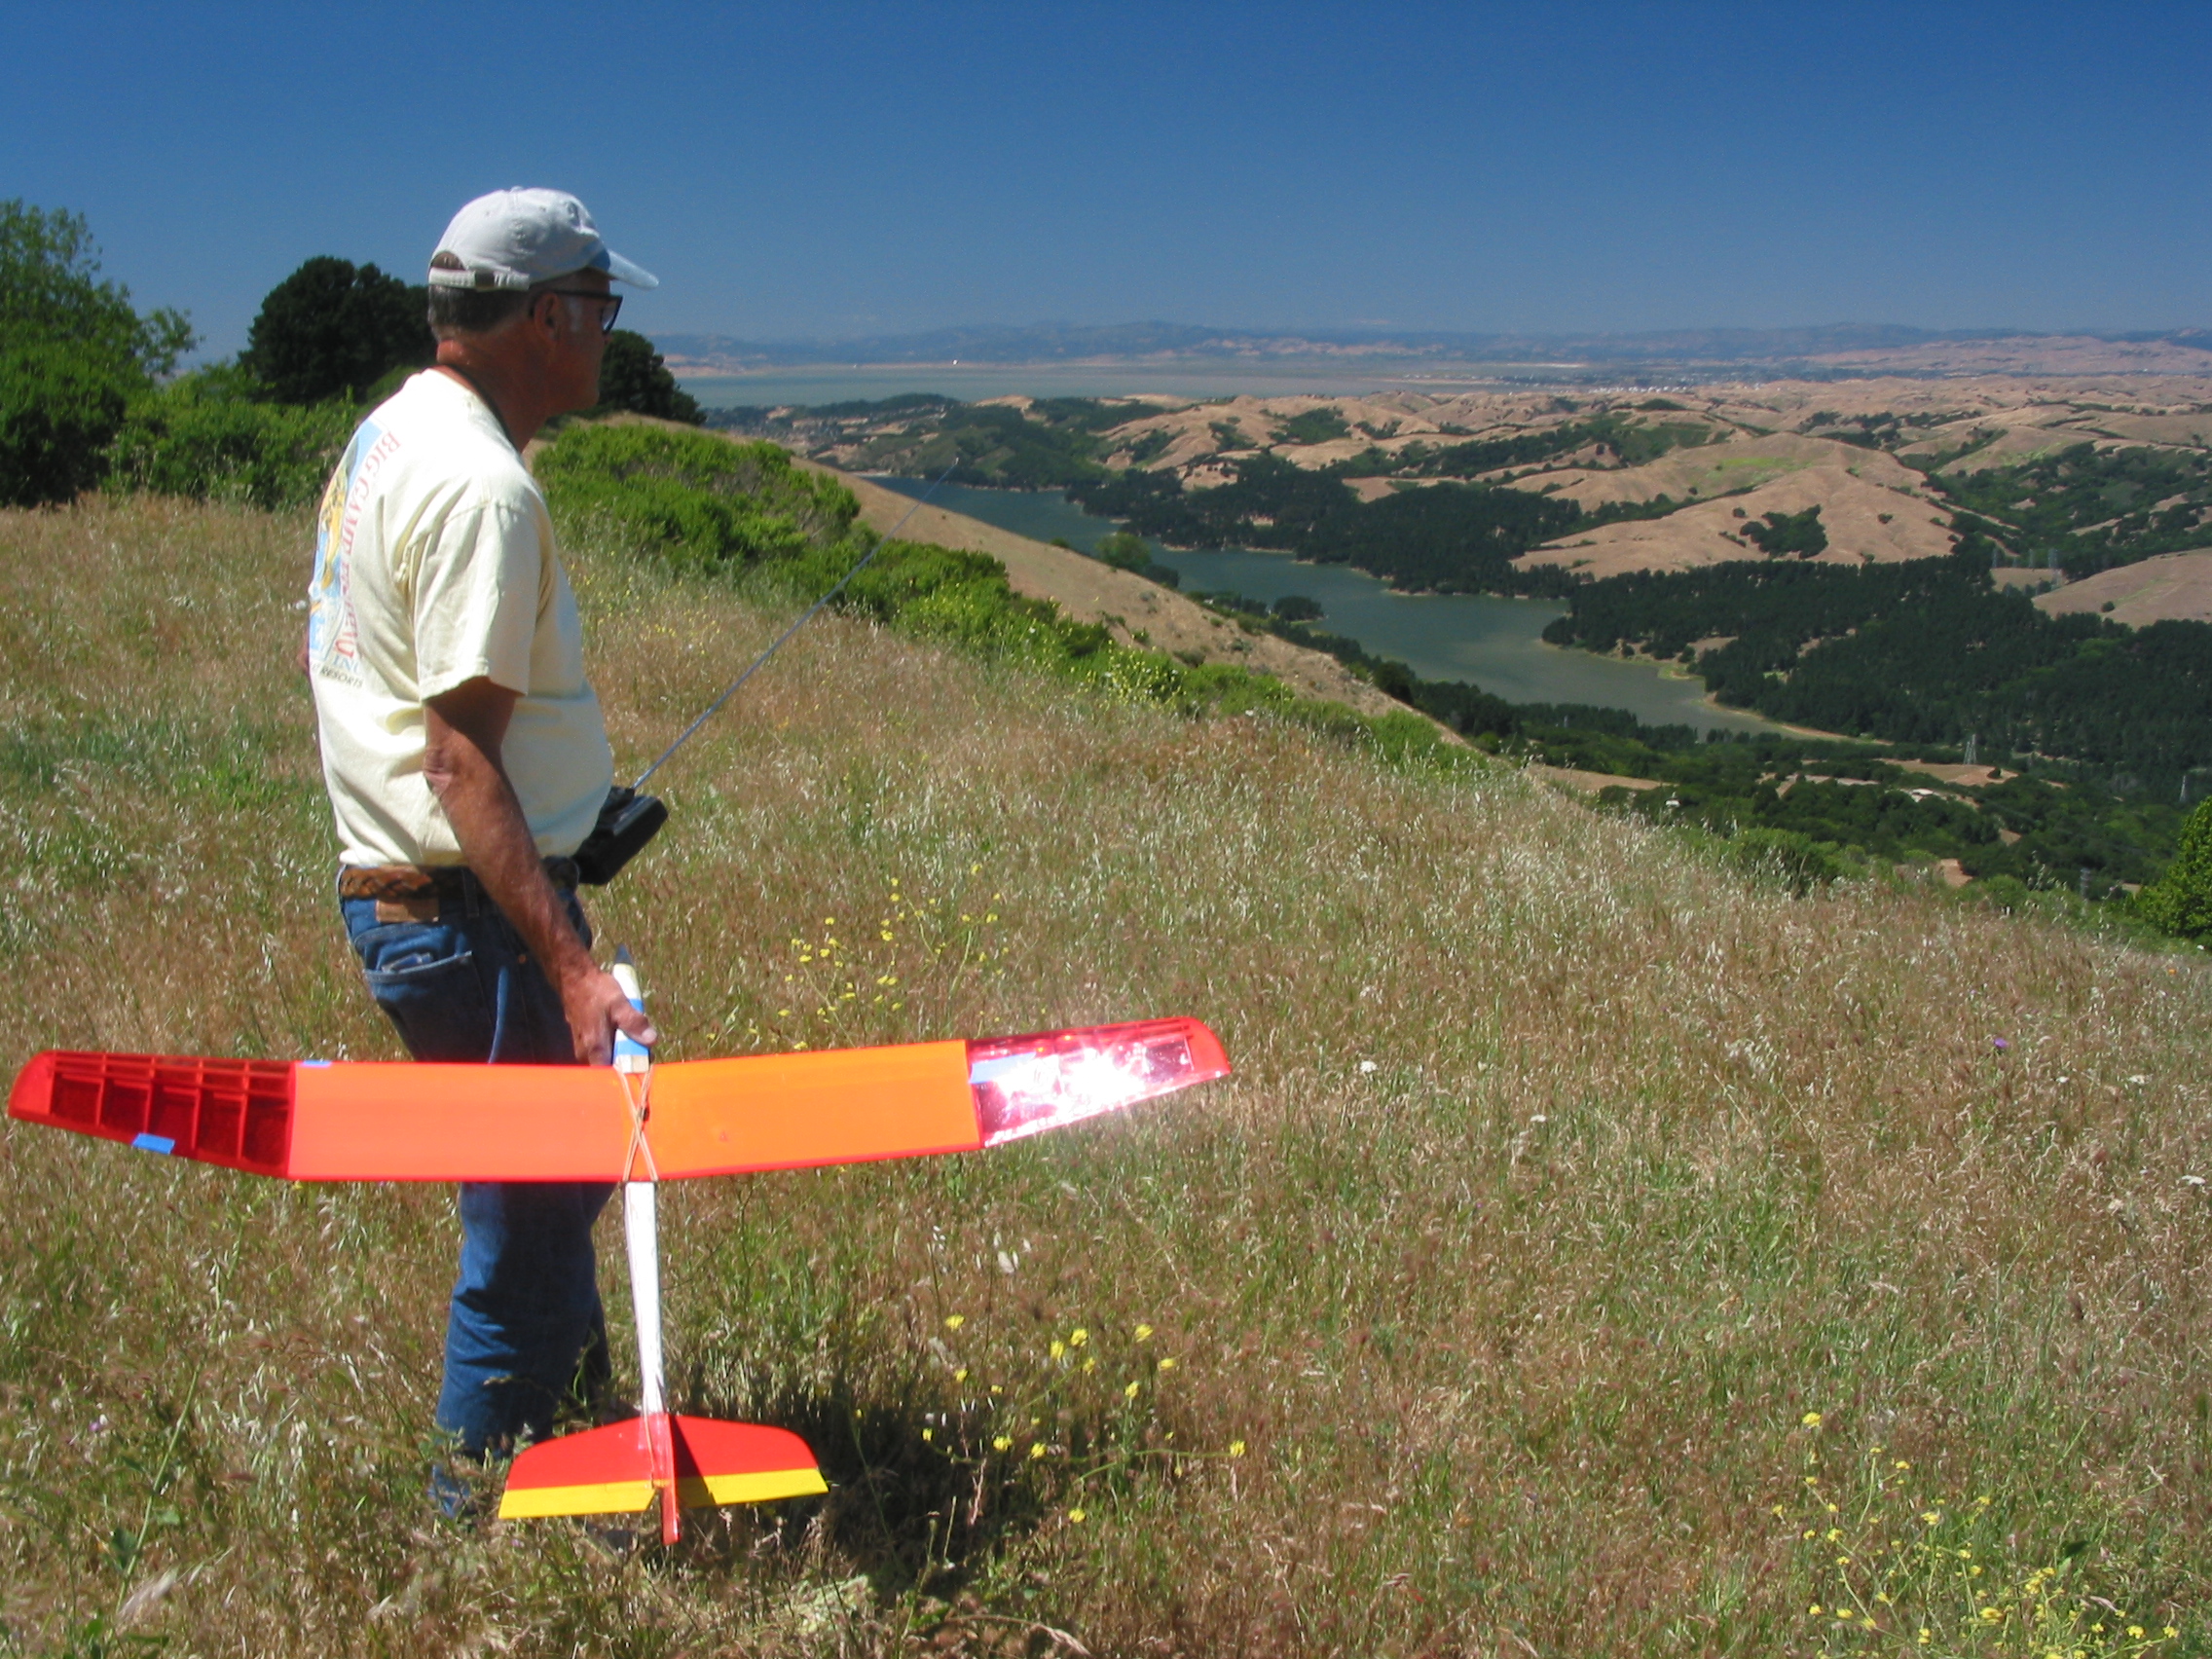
[{"xmin": 709, "ymin": 387, "xmax": 2212, "ymax": 922}]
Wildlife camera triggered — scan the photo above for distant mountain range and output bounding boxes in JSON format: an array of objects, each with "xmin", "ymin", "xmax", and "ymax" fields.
[{"xmin": 654, "ymin": 321, "xmax": 2212, "ymax": 379}]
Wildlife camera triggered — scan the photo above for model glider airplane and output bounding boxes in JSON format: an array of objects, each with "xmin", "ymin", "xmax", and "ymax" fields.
[{"xmin": 7, "ymin": 962, "xmax": 1230, "ymax": 1543}]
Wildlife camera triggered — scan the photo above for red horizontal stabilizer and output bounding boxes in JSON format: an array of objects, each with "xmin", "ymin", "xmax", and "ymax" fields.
[
  {"xmin": 498, "ymin": 1415, "xmax": 825, "ymax": 1520},
  {"xmin": 7, "ymin": 1018, "xmax": 1232, "ymax": 1181}
]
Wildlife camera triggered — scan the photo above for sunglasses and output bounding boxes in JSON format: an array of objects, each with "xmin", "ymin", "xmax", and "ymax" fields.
[{"xmin": 539, "ymin": 288, "xmax": 623, "ymax": 336}]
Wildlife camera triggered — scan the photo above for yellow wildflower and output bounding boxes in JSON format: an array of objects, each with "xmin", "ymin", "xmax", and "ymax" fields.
[
  {"xmin": 1050, "ymin": 1340, "xmax": 1066, "ymax": 1360},
  {"xmin": 1230, "ymin": 1441, "xmax": 1246, "ymax": 1456},
  {"xmin": 1124, "ymin": 1381, "xmax": 1141, "ymax": 1399},
  {"xmin": 944, "ymin": 1314, "xmax": 965, "ymax": 1330},
  {"xmin": 1068, "ymin": 1508, "xmax": 1086, "ymax": 1524},
  {"xmin": 954, "ymin": 1368, "xmax": 969, "ymax": 1383},
  {"xmin": 1158, "ymin": 1356, "xmax": 1175, "ymax": 1372},
  {"xmin": 992, "ymin": 1435, "xmax": 1012, "ymax": 1452},
  {"xmin": 1069, "ymin": 1327, "xmax": 1088, "ymax": 1346},
  {"xmin": 1134, "ymin": 1324, "xmax": 1154, "ymax": 1342},
  {"xmin": 1029, "ymin": 1442, "xmax": 1048, "ymax": 1460},
  {"xmin": 1802, "ymin": 1412, "xmax": 1823, "ymax": 1428}
]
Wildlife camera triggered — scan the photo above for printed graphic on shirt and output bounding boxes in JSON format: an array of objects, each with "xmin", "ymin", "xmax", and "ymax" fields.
[{"xmin": 307, "ymin": 419, "xmax": 401, "ymax": 688}]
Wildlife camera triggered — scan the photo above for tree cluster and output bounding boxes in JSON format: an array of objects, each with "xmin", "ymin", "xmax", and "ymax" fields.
[
  {"xmin": 1069, "ymin": 453, "xmax": 1584, "ymax": 595},
  {"xmin": 1933, "ymin": 444, "xmax": 2212, "ymax": 576},
  {"xmin": 1742, "ymin": 504, "xmax": 1826, "ymax": 557},
  {"xmin": 1, "ymin": 201, "xmax": 195, "ymax": 504},
  {"xmin": 1544, "ymin": 541, "xmax": 2212, "ymax": 789}
]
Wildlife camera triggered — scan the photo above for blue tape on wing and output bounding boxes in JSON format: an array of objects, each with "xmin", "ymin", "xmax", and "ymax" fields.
[{"xmin": 131, "ymin": 1133, "xmax": 177, "ymax": 1155}]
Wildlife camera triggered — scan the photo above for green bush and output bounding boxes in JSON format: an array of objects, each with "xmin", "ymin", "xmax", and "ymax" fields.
[
  {"xmin": 106, "ymin": 369, "xmax": 354, "ymax": 511},
  {"xmin": 1, "ymin": 201, "xmax": 195, "ymax": 506},
  {"xmin": 0, "ymin": 343, "xmax": 134, "ymax": 505},
  {"xmin": 2134, "ymin": 797, "xmax": 2212, "ymax": 939},
  {"xmin": 535, "ymin": 424, "xmax": 858, "ymax": 567},
  {"xmin": 1726, "ymin": 827, "xmax": 1847, "ymax": 895}
]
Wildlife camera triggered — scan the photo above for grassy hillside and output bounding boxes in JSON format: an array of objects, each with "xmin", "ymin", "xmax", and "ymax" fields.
[{"xmin": 1, "ymin": 497, "xmax": 2207, "ymax": 1656}]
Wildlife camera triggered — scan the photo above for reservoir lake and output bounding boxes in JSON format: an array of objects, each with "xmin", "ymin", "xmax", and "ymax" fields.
[{"xmin": 872, "ymin": 478, "xmax": 1777, "ymax": 734}]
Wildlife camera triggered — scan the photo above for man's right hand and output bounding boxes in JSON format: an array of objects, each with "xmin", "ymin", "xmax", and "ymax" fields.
[{"xmin": 558, "ymin": 961, "xmax": 659, "ymax": 1068}]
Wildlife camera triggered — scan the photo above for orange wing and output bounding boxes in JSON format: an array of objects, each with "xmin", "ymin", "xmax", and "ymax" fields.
[{"xmin": 6, "ymin": 1019, "xmax": 1229, "ymax": 1182}]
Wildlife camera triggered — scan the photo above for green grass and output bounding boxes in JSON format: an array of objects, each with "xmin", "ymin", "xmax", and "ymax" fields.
[{"xmin": 0, "ymin": 497, "xmax": 2207, "ymax": 1655}]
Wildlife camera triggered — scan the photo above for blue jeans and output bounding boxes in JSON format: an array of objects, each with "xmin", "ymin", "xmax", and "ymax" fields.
[{"xmin": 341, "ymin": 877, "xmax": 613, "ymax": 1458}]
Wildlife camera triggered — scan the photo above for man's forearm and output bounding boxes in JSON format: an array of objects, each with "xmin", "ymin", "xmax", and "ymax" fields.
[{"xmin": 431, "ymin": 756, "xmax": 595, "ymax": 986}]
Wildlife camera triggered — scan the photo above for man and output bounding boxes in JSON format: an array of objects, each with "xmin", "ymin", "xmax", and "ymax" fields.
[{"xmin": 304, "ymin": 188, "xmax": 659, "ymax": 1475}]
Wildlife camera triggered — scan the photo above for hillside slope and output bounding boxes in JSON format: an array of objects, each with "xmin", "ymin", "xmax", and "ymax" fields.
[{"xmin": 1, "ymin": 498, "xmax": 2205, "ymax": 1655}]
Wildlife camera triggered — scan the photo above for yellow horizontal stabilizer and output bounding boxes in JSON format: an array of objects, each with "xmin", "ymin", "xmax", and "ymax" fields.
[{"xmin": 498, "ymin": 1478, "xmax": 655, "ymax": 1520}]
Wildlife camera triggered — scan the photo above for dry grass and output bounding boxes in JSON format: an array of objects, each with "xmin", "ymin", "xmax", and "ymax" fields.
[{"xmin": 1, "ymin": 498, "xmax": 2207, "ymax": 1657}]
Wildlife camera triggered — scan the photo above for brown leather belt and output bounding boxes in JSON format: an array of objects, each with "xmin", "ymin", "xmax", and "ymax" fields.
[{"xmin": 338, "ymin": 857, "xmax": 580, "ymax": 902}]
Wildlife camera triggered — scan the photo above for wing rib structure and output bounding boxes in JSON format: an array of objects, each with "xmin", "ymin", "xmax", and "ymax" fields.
[{"xmin": 7, "ymin": 1018, "xmax": 1232, "ymax": 1181}]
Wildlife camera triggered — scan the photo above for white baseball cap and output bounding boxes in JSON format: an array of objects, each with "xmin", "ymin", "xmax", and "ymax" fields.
[{"xmin": 427, "ymin": 188, "xmax": 659, "ymax": 291}]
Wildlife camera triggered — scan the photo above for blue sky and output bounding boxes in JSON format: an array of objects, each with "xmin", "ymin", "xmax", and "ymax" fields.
[{"xmin": 6, "ymin": 1, "xmax": 2207, "ymax": 357}]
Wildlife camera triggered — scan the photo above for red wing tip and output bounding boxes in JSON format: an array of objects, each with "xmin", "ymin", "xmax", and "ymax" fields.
[{"xmin": 8, "ymin": 1051, "xmax": 56, "ymax": 1124}]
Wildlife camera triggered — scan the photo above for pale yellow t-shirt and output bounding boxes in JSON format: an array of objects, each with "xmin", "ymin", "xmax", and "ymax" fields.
[{"xmin": 307, "ymin": 371, "xmax": 612, "ymax": 866}]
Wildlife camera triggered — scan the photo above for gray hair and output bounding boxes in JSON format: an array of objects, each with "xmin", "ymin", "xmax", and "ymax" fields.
[{"xmin": 424, "ymin": 251, "xmax": 538, "ymax": 339}]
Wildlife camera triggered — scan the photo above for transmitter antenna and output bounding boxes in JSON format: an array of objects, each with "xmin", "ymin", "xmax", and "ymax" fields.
[{"xmin": 633, "ymin": 460, "xmax": 959, "ymax": 790}]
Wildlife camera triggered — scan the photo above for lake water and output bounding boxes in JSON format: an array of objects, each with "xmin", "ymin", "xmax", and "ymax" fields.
[{"xmin": 872, "ymin": 479, "xmax": 1776, "ymax": 733}]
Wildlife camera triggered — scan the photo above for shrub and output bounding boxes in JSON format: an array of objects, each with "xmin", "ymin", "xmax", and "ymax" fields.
[
  {"xmin": 106, "ymin": 369, "xmax": 354, "ymax": 511},
  {"xmin": 1093, "ymin": 531, "xmax": 1152, "ymax": 571},
  {"xmin": 535, "ymin": 424, "xmax": 858, "ymax": 568},
  {"xmin": 0, "ymin": 343, "xmax": 135, "ymax": 505},
  {"xmin": 1726, "ymin": 827, "xmax": 1847, "ymax": 895},
  {"xmin": 0, "ymin": 201, "xmax": 194, "ymax": 505},
  {"xmin": 2134, "ymin": 797, "xmax": 2212, "ymax": 938}
]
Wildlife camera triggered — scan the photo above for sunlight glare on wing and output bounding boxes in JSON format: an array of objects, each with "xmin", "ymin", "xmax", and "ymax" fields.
[{"xmin": 969, "ymin": 1018, "xmax": 1230, "ymax": 1146}]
